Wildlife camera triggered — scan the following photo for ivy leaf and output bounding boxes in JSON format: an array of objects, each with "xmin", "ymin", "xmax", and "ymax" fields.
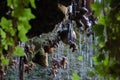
[
  {"xmin": 17, "ymin": 21, "xmax": 31, "ymax": 42},
  {"xmin": 1, "ymin": 58, "xmax": 9, "ymax": 65},
  {"xmin": 99, "ymin": 42, "xmax": 105, "ymax": 48},
  {"xmin": 110, "ymin": 77, "xmax": 115, "ymax": 80},
  {"xmin": 103, "ymin": 57, "xmax": 109, "ymax": 66},
  {"xmin": 18, "ymin": 23, "xmax": 28, "ymax": 42},
  {"xmin": 72, "ymin": 73, "xmax": 81, "ymax": 80},
  {"xmin": 13, "ymin": 46, "xmax": 25, "ymax": 56},
  {"xmin": 0, "ymin": 17, "xmax": 14, "ymax": 36},
  {"xmin": 2, "ymin": 39, "xmax": 8, "ymax": 50},
  {"xmin": 4, "ymin": 45, "xmax": 8, "ymax": 50},
  {"xmin": 0, "ymin": 28, "xmax": 6, "ymax": 39},
  {"xmin": 29, "ymin": 0, "xmax": 36, "ymax": 8},
  {"xmin": 0, "ymin": 17, "xmax": 12, "ymax": 29},
  {"xmin": 7, "ymin": 0, "xmax": 12, "ymax": 7},
  {"xmin": 91, "ymin": 2, "xmax": 103, "ymax": 16},
  {"xmin": 1, "ymin": 37, "xmax": 14, "ymax": 50},
  {"xmin": 87, "ymin": 71, "xmax": 95, "ymax": 77},
  {"xmin": 92, "ymin": 56, "xmax": 101, "ymax": 65},
  {"xmin": 92, "ymin": 24, "xmax": 104, "ymax": 36},
  {"xmin": 13, "ymin": 0, "xmax": 19, "ymax": 8},
  {"xmin": 5, "ymin": 38, "xmax": 14, "ymax": 47},
  {"xmin": 7, "ymin": 0, "xmax": 12, "ymax": 6},
  {"xmin": 7, "ymin": 38, "xmax": 14, "ymax": 46},
  {"xmin": 18, "ymin": 9, "xmax": 35, "ymax": 21},
  {"xmin": 23, "ymin": 9, "xmax": 35, "ymax": 20},
  {"xmin": 98, "ymin": 15, "xmax": 106, "ymax": 25},
  {"xmin": 9, "ymin": 28, "xmax": 15, "ymax": 36},
  {"xmin": 1, "ymin": 55, "xmax": 9, "ymax": 65},
  {"xmin": 18, "ymin": 31, "xmax": 28, "ymax": 42},
  {"xmin": 116, "ymin": 14, "xmax": 120, "ymax": 21},
  {"xmin": 94, "ymin": 65, "xmax": 106, "ymax": 78},
  {"xmin": 93, "ymin": 56, "xmax": 98, "ymax": 64},
  {"xmin": 22, "ymin": 21, "xmax": 31, "ymax": 31},
  {"xmin": 77, "ymin": 56, "xmax": 83, "ymax": 61},
  {"xmin": 97, "ymin": 36, "xmax": 105, "ymax": 48}
]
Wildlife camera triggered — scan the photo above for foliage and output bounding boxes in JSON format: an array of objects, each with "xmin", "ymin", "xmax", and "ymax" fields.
[
  {"xmin": 92, "ymin": 0, "xmax": 120, "ymax": 79},
  {"xmin": 13, "ymin": 46, "xmax": 25, "ymax": 56},
  {"xmin": 1, "ymin": 55, "xmax": 9, "ymax": 65},
  {"xmin": 0, "ymin": 0, "xmax": 35, "ymax": 65},
  {"xmin": 77, "ymin": 56, "xmax": 83, "ymax": 61},
  {"xmin": 72, "ymin": 73, "xmax": 81, "ymax": 80},
  {"xmin": 1, "ymin": 0, "xmax": 120, "ymax": 79}
]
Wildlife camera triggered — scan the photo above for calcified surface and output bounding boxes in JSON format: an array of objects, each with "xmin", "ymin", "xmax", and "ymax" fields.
[{"xmin": 4, "ymin": 31, "xmax": 102, "ymax": 80}]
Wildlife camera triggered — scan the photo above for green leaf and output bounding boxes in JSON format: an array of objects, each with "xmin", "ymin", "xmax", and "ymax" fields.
[
  {"xmin": 98, "ymin": 15, "xmax": 106, "ymax": 25},
  {"xmin": 0, "ymin": 17, "xmax": 12, "ymax": 29},
  {"xmin": 18, "ymin": 20, "xmax": 31, "ymax": 33},
  {"xmin": 1, "ymin": 55, "xmax": 9, "ymax": 65},
  {"xmin": 92, "ymin": 56, "xmax": 101, "ymax": 65},
  {"xmin": 0, "ymin": 28, "xmax": 6, "ymax": 39},
  {"xmin": 93, "ymin": 56, "xmax": 98, "ymax": 63},
  {"xmin": 22, "ymin": 0, "xmax": 29, "ymax": 7},
  {"xmin": 7, "ymin": 38, "xmax": 14, "ymax": 46},
  {"xmin": 72, "ymin": 73, "xmax": 81, "ymax": 80},
  {"xmin": 77, "ymin": 56, "xmax": 83, "ymax": 61},
  {"xmin": 1, "ymin": 58, "xmax": 9, "ymax": 65},
  {"xmin": 1, "ymin": 37, "xmax": 14, "ymax": 50},
  {"xmin": 92, "ymin": 24, "xmax": 104, "ymax": 36},
  {"xmin": 93, "ymin": 44, "xmax": 98, "ymax": 48},
  {"xmin": 22, "ymin": 21, "xmax": 31, "ymax": 31},
  {"xmin": 97, "ymin": 36, "xmax": 105, "ymax": 48},
  {"xmin": 87, "ymin": 71, "xmax": 95, "ymax": 77},
  {"xmin": 30, "ymin": 0, "xmax": 36, "ymax": 8},
  {"xmin": 7, "ymin": 0, "xmax": 12, "ymax": 7},
  {"xmin": 10, "ymin": 28, "xmax": 15, "ymax": 36},
  {"xmin": 94, "ymin": 65, "xmax": 106, "ymax": 77},
  {"xmin": 13, "ymin": 46, "xmax": 25, "ymax": 56},
  {"xmin": 110, "ymin": 77, "xmax": 116, "ymax": 80},
  {"xmin": 0, "ymin": 17, "xmax": 14, "ymax": 36},
  {"xmin": 1, "ymin": 39, "xmax": 8, "ymax": 50},
  {"xmin": 13, "ymin": 0, "xmax": 19, "ymax": 8},
  {"xmin": 23, "ymin": 9, "xmax": 35, "ymax": 20},
  {"xmin": 18, "ymin": 9, "xmax": 35, "ymax": 21},
  {"xmin": 18, "ymin": 31, "xmax": 28, "ymax": 42},
  {"xmin": 18, "ymin": 23, "xmax": 28, "ymax": 42},
  {"xmin": 99, "ymin": 42, "xmax": 105, "ymax": 48},
  {"xmin": 17, "ymin": 23, "xmax": 25, "ymax": 31},
  {"xmin": 116, "ymin": 14, "xmax": 120, "ymax": 21},
  {"xmin": 91, "ymin": 2, "xmax": 103, "ymax": 16},
  {"xmin": 4, "ymin": 45, "xmax": 8, "ymax": 50},
  {"xmin": 104, "ymin": 57, "xmax": 109, "ymax": 66},
  {"xmin": 97, "ymin": 53, "xmax": 105, "ymax": 62},
  {"xmin": 17, "ymin": 21, "xmax": 31, "ymax": 42}
]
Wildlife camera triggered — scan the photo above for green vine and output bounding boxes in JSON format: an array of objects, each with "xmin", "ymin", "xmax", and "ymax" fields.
[
  {"xmin": 0, "ymin": 0, "xmax": 35, "ymax": 65},
  {"xmin": 92, "ymin": 0, "xmax": 120, "ymax": 79}
]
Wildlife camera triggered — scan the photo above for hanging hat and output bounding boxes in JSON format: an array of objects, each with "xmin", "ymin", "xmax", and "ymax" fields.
[{"xmin": 32, "ymin": 47, "xmax": 48, "ymax": 67}]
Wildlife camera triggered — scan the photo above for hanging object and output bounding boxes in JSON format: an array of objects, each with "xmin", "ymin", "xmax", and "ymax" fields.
[
  {"xmin": 32, "ymin": 47, "xmax": 49, "ymax": 67},
  {"xmin": 48, "ymin": 56, "xmax": 68, "ymax": 77},
  {"xmin": 44, "ymin": 44, "xmax": 54, "ymax": 54},
  {"xmin": 57, "ymin": 21, "xmax": 78, "ymax": 52},
  {"xmin": 52, "ymin": 56, "xmax": 68, "ymax": 69},
  {"xmin": 67, "ymin": 0, "xmax": 97, "ymax": 37}
]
